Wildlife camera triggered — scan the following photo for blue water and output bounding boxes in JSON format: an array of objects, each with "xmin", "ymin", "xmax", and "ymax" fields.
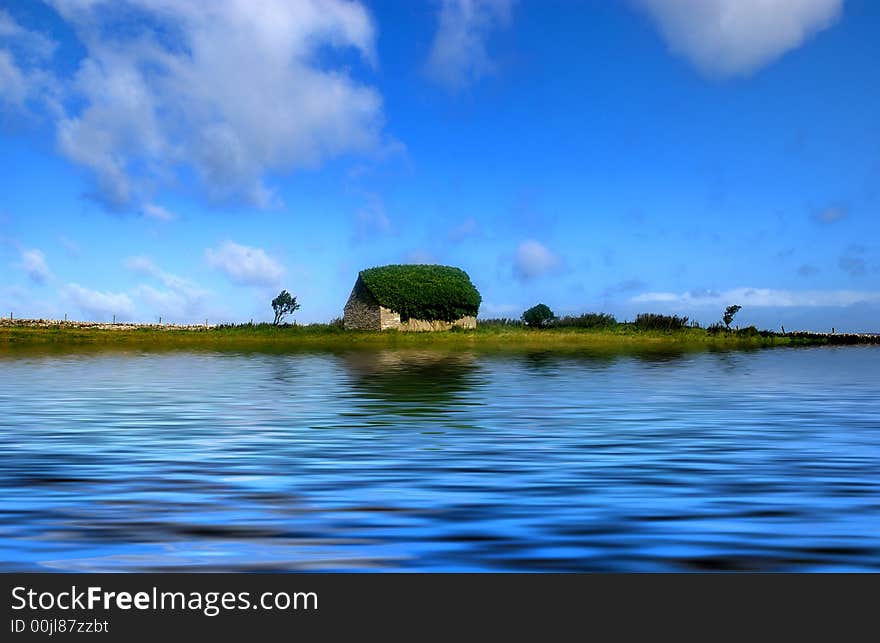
[{"xmin": 1, "ymin": 346, "xmax": 878, "ymax": 571}]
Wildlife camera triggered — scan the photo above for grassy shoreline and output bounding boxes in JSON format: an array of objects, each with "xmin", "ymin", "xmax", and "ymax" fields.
[{"xmin": 2, "ymin": 320, "xmax": 875, "ymax": 354}]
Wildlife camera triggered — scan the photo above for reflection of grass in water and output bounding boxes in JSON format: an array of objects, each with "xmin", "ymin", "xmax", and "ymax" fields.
[
  {"xmin": 335, "ymin": 348, "xmax": 715, "ymax": 418},
  {"xmin": 0, "ymin": 322, "xmax": 827, "ymax": 357},
  {"xmin": 336, "ymin": 351, "xmax": 481, "ymax": 417},
  {"xmin": 517, "ymin": 349, "xmax": 621, "ymax": 373}
]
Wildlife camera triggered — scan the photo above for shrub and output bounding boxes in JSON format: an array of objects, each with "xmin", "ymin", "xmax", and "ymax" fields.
[
  {"xmin": 551, "ymin": 312, "xmax": 617, "ymax": 329},
  {"xmin": 358, "ymin": 264, "xmax": 481, "ymax": 322},
  {"xmin": 522, "ymin": 303, "xmax": 555, "ymax": 327},
  {"xmin": 478, "ymin": 317, "xmax": 523, "ymax": 327},
  {"xmin": 723, "ymin": 304, "xmax": 742, "ymax": 329},
  {"xmin": 633, "ymin": 313, "xmax": 689, "ymax": 331},
  {"xmin": 706, "ymin": 322, "xmax": 725, "ymax": 335},
  {"xmin": 271, "ymin": 290, "xmax": 300, "ymax": 325}
]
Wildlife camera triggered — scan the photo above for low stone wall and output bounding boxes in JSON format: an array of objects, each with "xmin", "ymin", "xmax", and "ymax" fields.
[{"xmin": 0, "ymin": 318, "xmax": 215, "ymax": 330}]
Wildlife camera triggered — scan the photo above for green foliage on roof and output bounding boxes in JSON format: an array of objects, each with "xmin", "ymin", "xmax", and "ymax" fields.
[{"xmin": 358, "ymin": 264, "xmax": 481, "ymax": 322}]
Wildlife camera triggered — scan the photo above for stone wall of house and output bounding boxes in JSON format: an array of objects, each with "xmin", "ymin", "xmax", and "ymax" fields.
[
  {"xmin": 374, "ymin": 307, "xmax": 476, "ymax": 332},
  {"xmin": 343, "ymin": 289, "xmax": 381, "ymax": 330},
  {"xmin": 397, "ymin": 315, "xmax": 477, "ymax": 332},
  {"xmin": 379, "ymin": 306, "xmax": 401, "ymax": 330}
]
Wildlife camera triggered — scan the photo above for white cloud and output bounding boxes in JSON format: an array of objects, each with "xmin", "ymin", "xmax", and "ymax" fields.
[
  {"xmin": 132, "ymin": 284, "xmax": 192, "ymax": 318},
  {"xmin": 124, "ymin": 254, "xmax": 208, "ymax": 315},
  {"xmin": 124, "ymin": 254, "xmax": 204, "ymax": 292},
  {"xmin": 19, "ymin": 248, "xmax": 51, "ymax": 283},
  {"xmin": 426, "ymin": 0, "xmax": 513, "ymax": 92},
  {"xmin": 631, "ymin": 287, "xmax": 880, "ymax": 308},
  {"xmin": 142, "ymin": 203, "xmax": 177, "ymax": 221},
  {"xmin": 63, "ymin": 283, "xmax": 135, "ymax": 320},
  {"xmin": 513, "ymin": 239, "xmax": 560, "ymax": 281},
  {"xmin": 52, "ymin": 258, "xmax": 210, "ymax": 322},
  {"xmin": 3, "ymin": 284, "xmax": 59, "ymax": 319},
  {"xmin": 634, "ymin": 0, "xmax": 842, "ymax": 78},
  {"xmin": 10, "ymin": 0, "xmax": 384, "ymax": 209},
  {"xmin": 205, "ymin": 241, "xmax": 284, "ymax": 287}
]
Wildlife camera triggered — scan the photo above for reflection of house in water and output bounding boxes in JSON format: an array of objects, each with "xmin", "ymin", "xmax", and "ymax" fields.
[{"xmin": 335, "ymin": 351, "xmax": 481, "ymax": 418}]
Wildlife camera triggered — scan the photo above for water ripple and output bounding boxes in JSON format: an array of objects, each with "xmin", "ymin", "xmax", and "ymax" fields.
[{"xmin": 1, "ymin": 347, "xmax": 878, "ymax": 571}]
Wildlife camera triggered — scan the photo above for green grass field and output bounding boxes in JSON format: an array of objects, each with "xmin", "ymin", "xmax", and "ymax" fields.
[{"xmin": 0, "ymin": 320, "xmax": 850, "ymax": 355}]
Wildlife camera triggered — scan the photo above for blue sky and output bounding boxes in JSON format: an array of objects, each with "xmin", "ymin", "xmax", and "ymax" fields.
[{"xmin": 1, "ymin": 0, "xmax": 878, "ymax": 331}]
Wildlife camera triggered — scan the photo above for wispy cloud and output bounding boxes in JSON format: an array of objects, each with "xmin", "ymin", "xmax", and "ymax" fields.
[
  {"xmin": 634, "ymin": 0, "xmax": 842, "ymax": 78},
  {"xmin": 142, "ymin": 203, "xmax": 178, "ymax": 222},
  {"xmin": 632, "ymin": 287, "xmax": 880, "ymax": 308},
  {"xmin": 19, "ymin": 248, "xmax": 51, "ymax": 283},
  {"xmin": 405, "ymin": 249, "xmax": 436, "ymax": 264},
  {"xmin": 0, "ymin": 10, "xmax": 59, "ymax": 112},
  {"xmin": 0, "ymin": 50, "xmax": 29, "ymax": 107},
  {"xmin": 205, "ymin": 241, "xmax": 284, "ymax": 287},
  {"xmin": 0, "ymin": 10, "xmax": 57, "ymax": 59},
  {"xmin": 838, "ymin": 245, "xmax": 867, "ymax": 277},
  {"xmin": 58, "ymin": 235, "xmax": 80, "ymax": 257},
  {"xmin": 123, "ymin": 255, "xmax": 158, "ymax": 275},
  {"xmin": 812, "ymin": 204, "xmax": 848, "ymax": 224},
  {"xmin": 426, "ymin": 0, "xmax": 514, "ymax": 92},
  {"xmin": 352, "ymin": 194, "xmax": 391, "ymax": 243},
  {"xmin": 797, "ymin": 264, "xmax": 820, "ymax": 277},
  {"xmin": 513, "ymin": 239, "xmax": 560, "ymax": 281},
  {"xmin": 448, "ymin": 217, "xmax": 479, "ymax": 242},
  {"xmin": 132, "ymin": 284, "xmax": 197, "ymax": 319},
  {"xmin": 602, "ymin": 278, "xmax": 647, "ymax": 300},
  {"xmin": 123, "ymin": 254, "xmax": 208, "ymax": 316}
]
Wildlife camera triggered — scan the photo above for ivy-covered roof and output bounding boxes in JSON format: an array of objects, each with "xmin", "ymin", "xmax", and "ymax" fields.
[{"xmin": 357, "ymin": 264, "xmax": 481, "ymax": 322}]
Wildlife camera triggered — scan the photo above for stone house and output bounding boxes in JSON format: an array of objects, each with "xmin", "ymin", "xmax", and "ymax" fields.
[{"xmin": 343, "ymin": 265, "xmax": 480, "ymax": 331}]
